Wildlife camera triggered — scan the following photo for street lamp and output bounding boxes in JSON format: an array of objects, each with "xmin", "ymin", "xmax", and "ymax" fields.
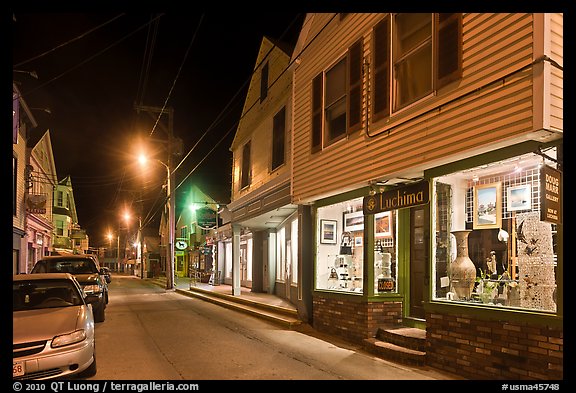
[
  {"xmin": 107, "ymin": 232, "xmax": 120, "ymax": 272},
  {"xmin": 138, "ymin": 154, "xmax": 175, "ymax": 290}
]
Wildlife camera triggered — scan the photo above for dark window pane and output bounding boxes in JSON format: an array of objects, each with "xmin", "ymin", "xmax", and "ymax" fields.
[{"xmin": 272, "ymin": 107, "xmax": 286, "ymax": 170}]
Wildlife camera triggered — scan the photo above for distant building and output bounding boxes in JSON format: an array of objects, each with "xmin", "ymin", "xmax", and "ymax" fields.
[{"xmin": 25, "ymin": 128, "xmax": 57, "ymax": 271}]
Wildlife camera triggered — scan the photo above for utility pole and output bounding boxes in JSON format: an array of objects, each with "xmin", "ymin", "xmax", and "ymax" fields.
[{"xmin": 134, "ymin": 104, "xmax": 178, "ymax": 290}]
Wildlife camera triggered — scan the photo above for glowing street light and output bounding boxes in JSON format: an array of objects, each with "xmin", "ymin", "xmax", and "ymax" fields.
[{"xmin": 139, "ymin": 153, "xmax": 175, "ymax": 290}]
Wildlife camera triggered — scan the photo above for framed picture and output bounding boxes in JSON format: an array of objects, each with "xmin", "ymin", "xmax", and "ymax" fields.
[
  {"xmin": 354, "ymin": 236, "xmax": 363, "ymax": 247},
  {"xmin": 473, "ymin": 182, "xmax": 502, "ymax": 229},
  {"xmin": 320, "ymin": 219, "xmax": 337, "ymax": 244},
  {"xmin": 507, "ymin": 184, "xmax": 531, "ymax": 212},
  {"xmin": 375, "ymin": 211, "xmax": 392, "ymax": 238},
  {"xmin": 343, "ymin": 211, "xmax": 364, "ymax": 232}
]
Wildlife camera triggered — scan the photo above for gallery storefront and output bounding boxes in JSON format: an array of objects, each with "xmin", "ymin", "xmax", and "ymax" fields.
[
  {"xmin": 311, "ymin": 141, "xmax": 562, "ymax": 379},
  {"xmin": 424, "ymin": 142, "xmax": 562, "ymax": 380}
]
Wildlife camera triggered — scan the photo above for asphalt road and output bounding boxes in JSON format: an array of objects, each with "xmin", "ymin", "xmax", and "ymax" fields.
[{"xmin": 85, "ymin": 274, "xmax": 463, "ymax": 381}]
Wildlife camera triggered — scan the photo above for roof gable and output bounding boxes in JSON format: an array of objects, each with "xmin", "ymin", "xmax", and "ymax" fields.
[{"xmin": 230, "ymin": 36, "xmax": 292, "ymax": 150}]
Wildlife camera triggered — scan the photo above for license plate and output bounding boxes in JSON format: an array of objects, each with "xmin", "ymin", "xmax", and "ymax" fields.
[{"xmin": 13, "ymin": 361, "xmax": 25, "ymax": 377}]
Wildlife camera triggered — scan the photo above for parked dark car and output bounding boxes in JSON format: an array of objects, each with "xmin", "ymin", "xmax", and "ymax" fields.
[
  {"xmin": 101, "ymin": 266, "xmax": 112, "ymax": 284},
  {"xmin": 13, "ymin": 273, "xmax": 98, "ymax": 379},
  {"xmin": 31, "ymin": 255, "xmax": 108, "ymax": 322}
]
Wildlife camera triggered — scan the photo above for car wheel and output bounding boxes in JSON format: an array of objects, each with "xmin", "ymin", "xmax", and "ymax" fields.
[{"xmin": 94, "ymin": 303, "xmax": 106, "ymax": 323}]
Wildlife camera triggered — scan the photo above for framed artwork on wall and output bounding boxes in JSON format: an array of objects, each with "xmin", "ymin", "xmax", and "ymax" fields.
[
  {"xmin": 473, "ymin": 182, "xmax": 502, "ymax": 229},
  {"xmin": 343, "ymin": 211, "xmax": 364, "ymax": 232},
  {"xmin": 507, "ymin": 184, "xmax": 531, "ymax": 212},
  {"xmin": 375, "ymin": 211, "xmax": 392, "ymax": 237},
  {"xmin": 320, "ymin": 219, "xmax": 337, "ymax": 244}
]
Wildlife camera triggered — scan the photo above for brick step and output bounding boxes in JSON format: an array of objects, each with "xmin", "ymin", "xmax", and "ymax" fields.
[
  {"xmin": 363, "ymin": 325, "xmax": 427, "ymax": 366},
  {"xmin": 363, "ymin": 337, "xmax": 426, "ymax": 366},
  {"xmin": 375, "ymin": 326, "xmax": 426, "ymax": 352}
]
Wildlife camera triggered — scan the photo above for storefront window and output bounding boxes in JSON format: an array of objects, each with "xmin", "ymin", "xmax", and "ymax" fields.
[
  {"xmin": 373, "ymin": 211, "xmax": 398, "ymax": 295},
  {"xmin": 316, "ymin": 197, "xmax": 364, "ymax": 293},
  {"xmin": 431, "ymin": 151, "xmax": 559, "ymax": 312},
  {"xmin": 291, "ymin": 219, "xmax": 298, "ymax": 284}
]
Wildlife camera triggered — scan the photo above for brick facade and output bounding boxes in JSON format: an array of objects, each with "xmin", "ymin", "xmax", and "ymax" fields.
[
  {"xmin": 312, "ymin": 296, "xmax": 402, "ymax": 343},
  {"xmin": 426, "ymin": 311, "xmax": 563, "ymax": 380}
]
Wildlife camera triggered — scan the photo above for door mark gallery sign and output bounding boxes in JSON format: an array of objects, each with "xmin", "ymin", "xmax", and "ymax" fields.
[
  {"xmin": 540, "ymin": 164, "xmax": 562, "ymax": 225},
  {"xmin": 363, "ymin": 180, "xmax": 430, "ymax": 215}
]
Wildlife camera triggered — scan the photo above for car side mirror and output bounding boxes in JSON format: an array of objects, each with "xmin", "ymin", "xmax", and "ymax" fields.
[{"xmin": 85, "ymin": 294, "xmax": 100, "ymax": 305}]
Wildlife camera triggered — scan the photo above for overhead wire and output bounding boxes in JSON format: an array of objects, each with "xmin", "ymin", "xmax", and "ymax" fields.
[
  {"xmin": 14, "ymin": 13, "xmax": 126, "ymax": 68},
  {"xmin": 135, "ymin": 13, "xmax": 160, "ymax": 106},
  {"xmin": 173, "ymin": 13, "xmax": 334, "ymax": 194},
  {"xmin": 172, "ymin": 13, "xmax": 308, "ymax": 179},
  {"xmin": 14, "ymin": 13, "xmax": 165, "ymax": 101},
  {"xmin": 148, "ymin": 13, "xmax": 205, "ymax": 138}
]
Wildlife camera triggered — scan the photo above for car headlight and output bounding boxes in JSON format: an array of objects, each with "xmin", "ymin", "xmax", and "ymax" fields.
[
  {"xmin": 52, "ymin": 329, "xmax": 87, "ymax": 348},
  {"xmin": 83, "ymin": 285, "xmax": 101, "ymax": 295}
]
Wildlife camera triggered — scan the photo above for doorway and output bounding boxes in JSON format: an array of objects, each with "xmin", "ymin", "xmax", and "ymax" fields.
[{"xmin": 409, "ymin": 207, "xmax": 426, "ymax": 320}]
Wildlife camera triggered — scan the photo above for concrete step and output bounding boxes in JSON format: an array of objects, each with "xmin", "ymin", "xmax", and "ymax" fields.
[
  {"xmin": 176, "ymin": 288, "xmax": 302, "ymax": 329},
  {"xmin": 187, "ymin": 285, "xmax": 299, "ymax": 319},
  {"xmin": 149, "ymin": 278, "xmax": 301, "ymax": 329}
]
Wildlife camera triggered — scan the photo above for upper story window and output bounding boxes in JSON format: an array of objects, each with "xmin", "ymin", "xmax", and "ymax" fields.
[
  {"xmin": 240, "ymin": 140, "xmax": 251, "ymax": 189},
  {"xmin": 180, "ymin": 226, "xmax": 188, "ymax": 240},
  {"xmin": 57, "ymin": 190, "xmax": 64, "ymax": 207},
  {"xmin": 311, "ymin": 39, "xmax": 363, "ymax": 153},
  {"xmin": 260, "ymin": 62, "xmax": 269, "ymax": 103},
  {"xmin": 271, "ymin": 106, "xmax": 286, "ymax": 171},
  {"xmin": 372, "ymin": 13, "xmax": 462, "ymax": 122}
]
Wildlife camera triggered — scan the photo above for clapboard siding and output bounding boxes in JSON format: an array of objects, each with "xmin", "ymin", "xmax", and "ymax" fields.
[
  {"xmin": 231, "ymin": 38, "xmax": 292, "ymax": 203},
  {"xmin": 549, "ymin": 13, "xmax": 563, "ymax": 132},
  {"xmin": 292, "ymin": 13, "xmax": 546, "ymax": 204}
]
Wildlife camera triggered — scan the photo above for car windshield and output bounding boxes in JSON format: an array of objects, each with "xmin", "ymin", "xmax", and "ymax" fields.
[
  {"xmin": 13, "ymin": 279, "xmax": 84, "ymax": 311},
  {"xmin": 33, "ymin": 259, "xmax": 98, "ymax": 274}
]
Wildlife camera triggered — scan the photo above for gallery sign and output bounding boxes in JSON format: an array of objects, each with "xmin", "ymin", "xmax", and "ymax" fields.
[
  {"xmin": 363, "ymin": 180, "xmax": 429, "ymax": 215},
  {"xmin": 197, "ymin": 206, "xmax": 217, "ymax": 229},
  {"xmin": 540, "ymin": 165, "xmax": 562, "ymax": 225}
]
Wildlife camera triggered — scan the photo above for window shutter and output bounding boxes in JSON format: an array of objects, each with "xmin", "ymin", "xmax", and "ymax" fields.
[
  {"xmin": 436, "ymin": 13, "xmax": 462, "ymax": 89},
  {"xmin": 371, "ymin": 17, "xmax": 390, "ymax": 122},
  {"xmin": 241, "ymin": 141, "xmax": 251, "ymax": 189},
  {"xmin": 272, "ymin": 107, "xmax": 286, "ymax": 170},
  {"xmin": 348, "ymin": 39, "xmax": 363, "ymax": 133},
  {"xmin": 311, "ymin": 73, "xmax": 323, "ymax": 152}
]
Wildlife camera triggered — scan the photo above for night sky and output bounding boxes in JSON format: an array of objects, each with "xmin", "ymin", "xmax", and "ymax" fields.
[{"xmin": 13, "ymin": 12, "xmax": 305, "ymax": 247}]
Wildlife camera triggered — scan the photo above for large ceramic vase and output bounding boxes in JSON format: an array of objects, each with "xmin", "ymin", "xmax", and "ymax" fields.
[{"xmin": 450, "ymin": 230, "xmax": 476, "ymax": 300}]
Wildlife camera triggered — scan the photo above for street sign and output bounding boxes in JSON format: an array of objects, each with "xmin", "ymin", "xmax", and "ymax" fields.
[{"xmin": 197, "ymin": 206, "xmax": 217, "ymax": 229}]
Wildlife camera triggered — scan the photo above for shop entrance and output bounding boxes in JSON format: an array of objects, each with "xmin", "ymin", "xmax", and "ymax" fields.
[
  {"xmin": 263, "ymin": 238, "xmax": 269, "ymax": 292},
  {"xmin": 240, "ymin": 242, "xmax": 248, "ymax": 285},
  {"xmin": 409, "ymin": 207, "xmax": 426, "ymax": 320}
]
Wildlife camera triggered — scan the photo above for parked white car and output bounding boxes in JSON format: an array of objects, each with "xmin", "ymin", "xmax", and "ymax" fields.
[{"xmin": 13, "ymin": 273, "xmax": 98, "ymax": 380}]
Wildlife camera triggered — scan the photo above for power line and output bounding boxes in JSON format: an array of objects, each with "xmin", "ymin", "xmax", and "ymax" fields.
[
  {"xmin": 149, "ymin": 14, "xmax": 205, "ymax": 138},
  {"xmin": 15, "ymin": 13, "xmax": 165, "ymax": 101},
  {"xmin": 14, "ymin": 13, "xmax": 126, "ymax": 68}
]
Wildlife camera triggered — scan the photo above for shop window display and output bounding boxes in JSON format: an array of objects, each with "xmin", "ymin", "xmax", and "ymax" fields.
[
  {"xmin": 316, "ymin": 197, "xmax": 398, "ymax": 294},
  {"xmin": 432, "ymin": 151, "xmax": 558, "ymax": 312},
  {"xmin": 316, "ymin": 198, "xmax": 365, "ymax": 293},
  {"xmin": 374, "ymin": 211, "xmax": 398, "ymax": 295}
]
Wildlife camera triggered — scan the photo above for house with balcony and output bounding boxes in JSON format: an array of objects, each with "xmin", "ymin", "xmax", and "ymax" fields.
[
  {"xmin": 52, "ymin": 175, "xmax": 86, "ymax": 254},
  {"xmin": 25, "ymin": 128, "xmax": 57, "ymax": 271},
  {"xmin": 290, "ymin": 13, "xmax": 562, "ymax": 380}
]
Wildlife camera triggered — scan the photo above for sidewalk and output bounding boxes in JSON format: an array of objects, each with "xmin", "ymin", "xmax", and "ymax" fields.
[{"xmin": 147, "ymin": 275, "xmax": 301, "ymax": 328}]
